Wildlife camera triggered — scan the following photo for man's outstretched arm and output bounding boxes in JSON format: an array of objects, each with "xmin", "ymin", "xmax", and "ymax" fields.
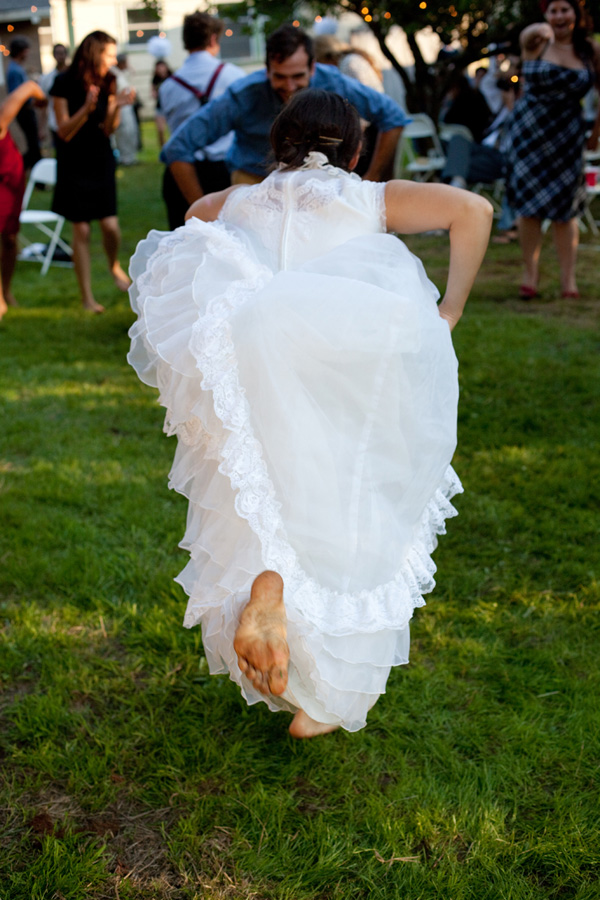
[{"xmin": 160, "ymin": 88, "xmax": 242, "ymax": 203}]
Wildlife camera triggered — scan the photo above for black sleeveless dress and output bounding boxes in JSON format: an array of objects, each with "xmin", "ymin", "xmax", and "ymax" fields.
[{"xmin": 50, "ymin": 71, "xmax": 117, "ymax": 222}]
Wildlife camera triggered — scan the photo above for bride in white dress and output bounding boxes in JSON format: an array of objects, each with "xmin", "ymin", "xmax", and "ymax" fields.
[{"xmin": 128, "ymin": 90, "xmax": 493, "ymax": 738}]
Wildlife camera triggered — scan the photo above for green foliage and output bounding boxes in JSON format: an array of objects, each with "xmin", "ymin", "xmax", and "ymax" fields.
[
  {"xmin": 140, "ymin": 0, "xmax": 162, "ymax": 21},
  {"xmin": 1, "ymin": 124, "xmax": 599, "ymax": 898},
  {"xmin": 230, "ymin": 0, "xmax": 600, "ymax": 116}
]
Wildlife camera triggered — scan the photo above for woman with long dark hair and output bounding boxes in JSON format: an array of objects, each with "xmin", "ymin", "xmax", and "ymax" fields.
[
  {"xmin": 506, "ymin": 0, "xmax": 600, "ymax": 299},
  {"xmin": 51, "ymin": 31, "xmax": 135, "ymax": 312},
  {"xmin": 128, "ymin": 90, "xmax": 492, "ymax": 738}
]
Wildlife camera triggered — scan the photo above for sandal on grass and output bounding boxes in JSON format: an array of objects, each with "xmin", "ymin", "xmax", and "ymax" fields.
[{"xmin": 518, "ymin": 285, "xmax": 539, "ymax": 300}]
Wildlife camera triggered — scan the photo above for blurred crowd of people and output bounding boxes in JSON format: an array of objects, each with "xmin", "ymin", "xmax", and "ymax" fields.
[{"xmin": 1, "ymin": 0, "xmax": 599, "ymax": 321}]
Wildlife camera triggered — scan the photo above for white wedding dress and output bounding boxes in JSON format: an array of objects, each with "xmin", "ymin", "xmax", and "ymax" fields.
[{"xmin": 128, "ymin": 152, "xmax": 461, "ymax": 732}]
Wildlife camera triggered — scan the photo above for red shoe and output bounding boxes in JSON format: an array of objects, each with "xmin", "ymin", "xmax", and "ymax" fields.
[
  {"xmin": 519, "ymin": 285, "xmax": 539, "ymax": 300},
  {"xmin": 561, "ymin": 290, "xmax": 580, "ymax": 299}
]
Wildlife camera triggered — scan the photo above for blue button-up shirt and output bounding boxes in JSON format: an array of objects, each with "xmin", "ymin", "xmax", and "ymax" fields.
[
  {"xmin": 161, "ymin": 63, "xmax": 410, "ymax": 177},
  {"xmin": 7, "ymin": 60, "xmax": 27, "ymax": 94}
]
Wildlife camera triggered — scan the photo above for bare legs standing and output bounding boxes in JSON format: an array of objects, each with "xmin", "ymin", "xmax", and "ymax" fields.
[
  {"xmin": 0, "ymin": 233, "xmax": 19, "ymax": 319},
  {"xmin": 552, "ymin": 218, "xmax": 579, "ymax": 296},
  {"xmin": 72, "ymin": 216, "xmax": 130, "ymax": 312}
]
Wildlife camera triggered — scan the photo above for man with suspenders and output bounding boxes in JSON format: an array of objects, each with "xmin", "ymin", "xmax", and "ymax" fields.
[{"xmin": 159, "ymin": 11, "xmax": 244, "ymax": 229}]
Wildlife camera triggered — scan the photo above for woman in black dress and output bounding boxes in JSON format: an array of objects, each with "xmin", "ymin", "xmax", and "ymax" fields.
[{"xmin": 51, "ymin": 31, "xmax": 135, "ymax": 312}]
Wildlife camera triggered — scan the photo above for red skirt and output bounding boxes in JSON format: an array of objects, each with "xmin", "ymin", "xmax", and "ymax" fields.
[{"xmin": 0, "ymin": 132, "xmax": 25, "ymax": 234}]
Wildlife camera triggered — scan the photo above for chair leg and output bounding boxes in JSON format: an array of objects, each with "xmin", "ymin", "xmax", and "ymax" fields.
[{"xmin": 41, "ymin": 220, "xmax": 66, "ymax": 276}]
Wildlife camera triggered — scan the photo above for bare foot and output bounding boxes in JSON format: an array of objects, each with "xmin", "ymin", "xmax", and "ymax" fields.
[
  {"xmin": 111, "ymin": 263, "xmax": 131, "ymax": 292},
  {"xmin": 289, "ymin": 710, "xmax": 340, "ymax": 739},
  {"xmin": 234, "ymin": 571, "xmax": 289, "ymax": 696},
  {"xmin": 82, "ymin": 299, "xmax": 105, "ymax": 314},
  {"xmin": 0, "ymin": 297, "xmax": 7, "ymax": 321}
]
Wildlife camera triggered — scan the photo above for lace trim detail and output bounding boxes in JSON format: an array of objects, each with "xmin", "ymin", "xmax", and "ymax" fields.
[
  {"xmin": 220, "ymin": 162, "xmax": 386, "ymax": 260},
  {"xmin": 184, "ymin": 222, "xmax": 462, "ymax": 635}
]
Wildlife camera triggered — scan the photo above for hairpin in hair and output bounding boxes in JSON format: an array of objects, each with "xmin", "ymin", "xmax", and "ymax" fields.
[{"xmin": 285, "ymin": 135, "xmax": 344, "ymax": 145}]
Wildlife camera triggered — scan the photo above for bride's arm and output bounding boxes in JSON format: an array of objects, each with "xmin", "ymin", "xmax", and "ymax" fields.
[
  {"xmin": 385, "ymin": 180, "xmax": 493, "ymax": 330},
  {"xmin": 185, "ymin": 185, "xmax": 242, "ymax": 222}
]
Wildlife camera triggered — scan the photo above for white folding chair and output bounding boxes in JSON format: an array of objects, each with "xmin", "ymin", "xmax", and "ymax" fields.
[
  {"xmin": 19, "ymin": 158, "xmax": 73, "ymax": 275},
  {"xmin": 438, "ymin": 123, "xmax": 474, "ymax": 143},
  {"xmin": 393, "ymin": 114, "xmax": 446, "ymax": 181},
  {"xmin": 582, "ymin": 169, "xmax": 600, "ymax": 236}
]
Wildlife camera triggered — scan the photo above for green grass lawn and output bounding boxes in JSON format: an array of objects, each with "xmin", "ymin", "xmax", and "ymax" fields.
[{"xmin": 1, "ymin": 124, "xmax": 599, "ymax": 899}]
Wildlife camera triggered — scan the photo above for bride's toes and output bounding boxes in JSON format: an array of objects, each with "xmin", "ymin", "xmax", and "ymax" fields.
[
  {"xmin": 268, "ymin": 663, "xmax": 288, "ymax": 696},
  {"xmin": 255, "ymin": 670, "xmax": 270, "ymax": 695}
]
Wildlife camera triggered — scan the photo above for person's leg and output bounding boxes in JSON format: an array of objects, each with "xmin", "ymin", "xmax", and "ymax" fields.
[
  {"xmin": 162, "ymin": 166, "xmax": 189, "ymax": 230},
  {"xmin": 155, "ymin": 114, "xmax": 167, "ymax": 149},
  {"xmin": 551, "ymin": 218, "xmax": 579, "ymax": 296},
  {"xmin": 72, "ymin": 220, "xmax": 104, "ymax": 312},
  {"xmin": 441, "ymin": 134, "xmax": 472, "ymax": 187},
  {"xmin": 99, "ymin": 215, "xmax": 131, "ymax": 292},
  {"xmin": 467, "ymin": 146, "xmax": 504, "ymax": 184},
  {"xmin": 517, "ymin": 216, "xmax": 543, "ymax": 294},
  {"xmin": 1, "ymin": 232, "xmax": 19, "ymax": 313}
]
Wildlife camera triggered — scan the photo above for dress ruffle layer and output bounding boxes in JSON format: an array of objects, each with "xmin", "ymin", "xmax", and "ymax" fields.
[{"xmin": 129, "ymin": 179, "xmax": 461, "ymax": 731}]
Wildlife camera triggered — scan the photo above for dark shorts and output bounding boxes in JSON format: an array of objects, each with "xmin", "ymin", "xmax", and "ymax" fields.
[{"xmin": 162, "ymin": 159, "xmax": 231, "ymax": 231}]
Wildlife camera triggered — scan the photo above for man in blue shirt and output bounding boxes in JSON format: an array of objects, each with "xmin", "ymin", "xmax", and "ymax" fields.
[
  {"xmin": 162, "ymin": 24, "xmax": 409, "ymax": 206},
  {"xmin": 7, "ymin": 37, "xmax": 42, "ymax": 170}
]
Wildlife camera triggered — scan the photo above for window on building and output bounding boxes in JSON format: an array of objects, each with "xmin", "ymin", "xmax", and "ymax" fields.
[
  {"xmin": 127, "ymin": 7, "xmax": 161, "ymax": 45},
  {"xmin": 219, "ymin": 17, "xmax": 253, "ymax": 61}
]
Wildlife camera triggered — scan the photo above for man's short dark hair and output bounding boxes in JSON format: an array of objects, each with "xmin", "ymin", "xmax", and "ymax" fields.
[
  {"xmin": 183, "ymin": 11, "xmax": 224, "ymax": 52},
  {"xmin": 9, "ymin": 37, "xmax": 30, "ymax": 58},
  {"xmin": 266, "ymin": 24, "xmax": 313, "ymax": 68}
]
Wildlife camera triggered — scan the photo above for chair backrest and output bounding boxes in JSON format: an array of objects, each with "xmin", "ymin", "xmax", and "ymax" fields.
[
  {"xmin": 22, "ymin": 158, "xmax": 57, "ymax": 210},
  {"xmin": 404, "ymin": 114, "xmax": 445, "ymax": 155},
  {"xmin": 394, "ymin": 113, "xmax": 445, "ymax": 178},
  {"xmin": 439, "ymin": 123, "xmax": 474, "ymax": 143}
]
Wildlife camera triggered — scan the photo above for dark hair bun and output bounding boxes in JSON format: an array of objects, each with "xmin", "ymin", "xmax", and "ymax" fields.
[{"xmin": 270, "ymin": 89, "xmax": 362, "ymax": 171}]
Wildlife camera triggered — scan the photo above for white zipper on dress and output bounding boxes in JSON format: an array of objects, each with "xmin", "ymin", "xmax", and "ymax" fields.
[{"xmin": 279, "ymin": 174, "xmax": 294, "ymax": 271}]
